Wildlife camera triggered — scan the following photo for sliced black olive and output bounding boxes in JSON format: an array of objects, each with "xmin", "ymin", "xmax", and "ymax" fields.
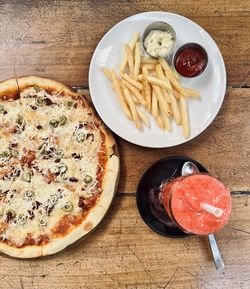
[
  {"xmin": 30, "ymin": 105, "xmax": 38, "ymax": 110},
  {"xmin": 27, "ymin": 210, "xmax": 35, "ymax": 220},
  {"xmin": 10, "ymin": 143, "xmax": 18, "ymax": 148},
  {"xmin": 35, "ymin": 96, "xmax": 44, "ymax": 106},
  {"xmin": 84, "ymin": 175, "xmax": 92, "ymax": 184},
  {"xmin": 32, "ymin": 201, "xmax": 41, "ymax": 210},
  {"xmin": 0, "ymin": 188, "xmax": 5, "ymax": 197},
  {"xmin": 86, "ymin": 133, "xmax": 94, "ymax": 142},
  {"xmin": 72, "ymin": 153, "xmax": 81, "ymax": 160},
  {"xmin": 45, "ymin": 205, "xmax": 54, "ymax": 216},
  {"xmin": 44, "ymin": 98, "xmax": 54, "ymax": 106},
  {"xmin": 5, "ymin": 210, "xmax": 16, "ymax": 222},
  {"xmin": 49, "ymin": 119, "xmax": 59, "ymax": 128},
  {"xmin": 62, "ymin": 201, "xmax": 73, "ymax": 212},
  {"xmin": 69, "ymin": 177, "xmax": 78, "ymax": 183},
  {"xmin": 23, "ymin": 190, "xmax": 35, "ymax": 201}
]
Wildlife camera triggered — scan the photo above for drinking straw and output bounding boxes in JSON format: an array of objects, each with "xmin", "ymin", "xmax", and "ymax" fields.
[{"xmin": 201, "ymin": 203, "xmax": 223, "ymax": 217}]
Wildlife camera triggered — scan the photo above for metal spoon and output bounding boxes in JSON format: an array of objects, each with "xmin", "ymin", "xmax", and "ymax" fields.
[{"xmin": 181, "ymin": 161, "xmax": 225, "ymax": 270}]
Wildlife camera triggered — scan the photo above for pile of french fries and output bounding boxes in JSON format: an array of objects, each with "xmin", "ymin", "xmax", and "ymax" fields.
[{"xmin": 102, "ymin": 32, "xmax": 200, "ymax": 139}]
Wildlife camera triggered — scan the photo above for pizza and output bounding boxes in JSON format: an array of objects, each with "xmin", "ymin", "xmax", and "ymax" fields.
[{"xmin": 0, "ymin": 76, "xmax": 119, "ymax": 258}]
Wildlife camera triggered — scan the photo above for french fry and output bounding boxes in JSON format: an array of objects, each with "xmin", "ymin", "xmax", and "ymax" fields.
[
  {"xmin": 151, "ymin": 88, "xmax": 158, "ymax": 118},
  {"xmin": 122, "ymin": 86, "xmax": 141, "ymax": 129},
  {"xmin": 159, "ymin": 104, "xmax": 171, "ymax": 131},
  {"xmin": 153, "ymin": 85, "xmax": 171, "ymax": 131},
  {"xmin": 155, "ymin": 115, "xmax": 165, "ymax": 130},
  {"xmin": 152, "ymin": 85, "xmax": 170, "ymax": 118},
  {"xmin": 159, "ymin": 59, "xmax": 184, "ymax": 93},
  {"xmin": 181, "ymin": 87, "xmax": 200, "ymax": 98},
  {"xmin": 180, "ymin": 95, "xmax": 190, "ymax": 138},
  {"xmin": 134, "ymin": 42, "xmax": 141, "ymax": 80},
  {"xmin": 141, "ymin": 56, "xmax": 158, "ymax": 64},
  {"xmin": 142, "ymin": 65, "xmax": 151, "ymax": 112},
  {"xmin": 137, "ymin": 107, "xmax": 150, "ymax": 128},
  {"xmin": 155, "ymin": 64, "xmax": 181, "ymax": 124},
  {"xmin": 155, "ymin": 64, "xmax": 172, "ymax": 104},
  {"xmin": 111, "ymin": 70, "xmax": 132, "ymax": 120},
  {"xmin": 102, "ymin": 67, "xmax": 112, "ymax": 80},
  {"xmin": 173, "ymin": 69, "xmax": 180, "ymax": 81},
  {"xmin": 121, "ymin": 79, "xmax": 146, "ymax": 107},
  {"xmin": 121, "ymin": 72, "xmax": 143, "ymax": 90},
  {"xmin": 124, "ymin": 44, "xmax": 135, "ymax": 79},
  {"xmin": 140, "ymin": 64, "xmax": 156, "ymax": 71},
  {"xmin": 138, "ymin": 74, "xmax": 172, "ymax": 91},
  {"xmin": 173, "ymin": 89, "xmax": 180, "ymax": 100},
  {"xmin": 132, "ymin": 94, "xmax": 140, "ymax": 104},
  {"xmin": 162, "ymin": 90, "xmax": 171, "ymax": 114},
  {"xmin": 168, "ymin": 90, "xmax": 182, "ymax": 125},
  {"xmin": 119, "ymin": 32, "xmax": 139, "ymax": 72}
]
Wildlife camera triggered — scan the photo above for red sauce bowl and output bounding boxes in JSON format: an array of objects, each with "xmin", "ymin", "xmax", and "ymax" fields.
[{"xmin": 173, "ymin": 43, "xmax": 208, "ymax": 78}]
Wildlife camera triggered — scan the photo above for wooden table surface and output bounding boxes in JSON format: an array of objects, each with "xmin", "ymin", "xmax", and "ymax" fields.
[{"xmin": 0, "ymin": 1, "xmax": 249, "ymax": 288}]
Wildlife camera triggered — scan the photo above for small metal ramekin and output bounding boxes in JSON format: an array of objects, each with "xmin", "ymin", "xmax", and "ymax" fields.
[
  {"xmin": 173, "ymin": 42, "xmax": 208, "ymax": 78},
  {"xmin": 142, "ymin": 21, "xmax": 176, "ymax": 59}
]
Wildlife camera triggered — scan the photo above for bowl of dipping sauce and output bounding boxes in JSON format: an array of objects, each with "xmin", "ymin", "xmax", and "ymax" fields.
[
  {"xmin": 142, "ymin": 21, "xmax": 176, "ymax": 59},
  {"xmin": 173, "ymin": 43, "xmax": 208, "ymax": 77}
]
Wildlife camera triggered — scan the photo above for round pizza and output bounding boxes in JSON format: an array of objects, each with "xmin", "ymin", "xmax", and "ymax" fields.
[{"xmin": 0, "ymin": 76, "xmax": 119, "ymax": 258}]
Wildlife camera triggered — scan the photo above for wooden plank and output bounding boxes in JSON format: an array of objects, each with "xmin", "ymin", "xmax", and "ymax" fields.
[
  {"xmin": 80, "ymin": 88, "xmax": 250, "ymax": 193},
  {"xmin": 0, "ymin": 195, "xmax": 249, "ymax": 289},
  {"xmin": 0, "ymin": 0, "xmax": 249, "ymax": 86}
]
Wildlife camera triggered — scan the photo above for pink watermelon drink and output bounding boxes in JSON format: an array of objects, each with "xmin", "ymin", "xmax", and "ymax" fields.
[{"xmin": 162, "ymin": 174, "xmax": 231, "ymax": 235}]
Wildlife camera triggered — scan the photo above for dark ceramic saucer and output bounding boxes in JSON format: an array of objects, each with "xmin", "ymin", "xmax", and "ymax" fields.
[{"xmin": 136, "ymin": 156, "xmax": 208, "ymax": 238}]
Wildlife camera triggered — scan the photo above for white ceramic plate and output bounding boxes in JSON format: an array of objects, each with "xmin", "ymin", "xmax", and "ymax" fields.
[{"xmin": 89, "ymin": 11, "xmax": 226, "ymax": 148}]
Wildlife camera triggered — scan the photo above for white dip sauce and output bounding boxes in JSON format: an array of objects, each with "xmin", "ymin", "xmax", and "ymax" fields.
[{"xmin": 144, "ymin": 30, "xmax": 174, "ymax": 58}]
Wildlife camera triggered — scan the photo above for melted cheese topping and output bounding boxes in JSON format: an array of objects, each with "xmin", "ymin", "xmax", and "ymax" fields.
[{"xmin": 0, "ymin": 87, "xmax": 105, "ymax": 246}]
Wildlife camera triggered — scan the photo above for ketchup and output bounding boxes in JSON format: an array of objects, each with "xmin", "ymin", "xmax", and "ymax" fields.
[{"xmin": 174, "ymin": 43, "xmax": 208, "ymax": 77}]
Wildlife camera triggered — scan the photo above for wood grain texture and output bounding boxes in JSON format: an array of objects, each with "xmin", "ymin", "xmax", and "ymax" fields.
[
  {"xmin": 0, "ymin": 1, "xmax": 249, "ymax": 288},
  {"xmin": 0, "ymin": 195, "xmax": 249, "ymax": 289},
  {"xmin": 80, "ymin": 88, "xmax": 250, "ymax": 193},
  {"xmin": 0, "ymin": 0, "xmax": 249, "ymax": 86}
]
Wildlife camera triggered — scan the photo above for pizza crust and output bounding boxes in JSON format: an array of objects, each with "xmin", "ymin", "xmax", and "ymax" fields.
[
  {"xmin": 16, "ymin": 76, "xmax": 77, "ymax": 97},
  {"xmin": 0, "ymin": 242, "xmax": 42, "ymax": 259},
  {"xmin": 0, "ymin": 78, "xmax": 19, "ymax": 100},
  {"xmin": 16, "ymin": 76, "xmax": 90, "ymax": 107}
]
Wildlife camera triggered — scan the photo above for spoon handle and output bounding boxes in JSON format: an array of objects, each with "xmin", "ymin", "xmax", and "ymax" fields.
[{"xmin": 208, "ymin": 234, "xmax": 225, "ymax": 270}]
